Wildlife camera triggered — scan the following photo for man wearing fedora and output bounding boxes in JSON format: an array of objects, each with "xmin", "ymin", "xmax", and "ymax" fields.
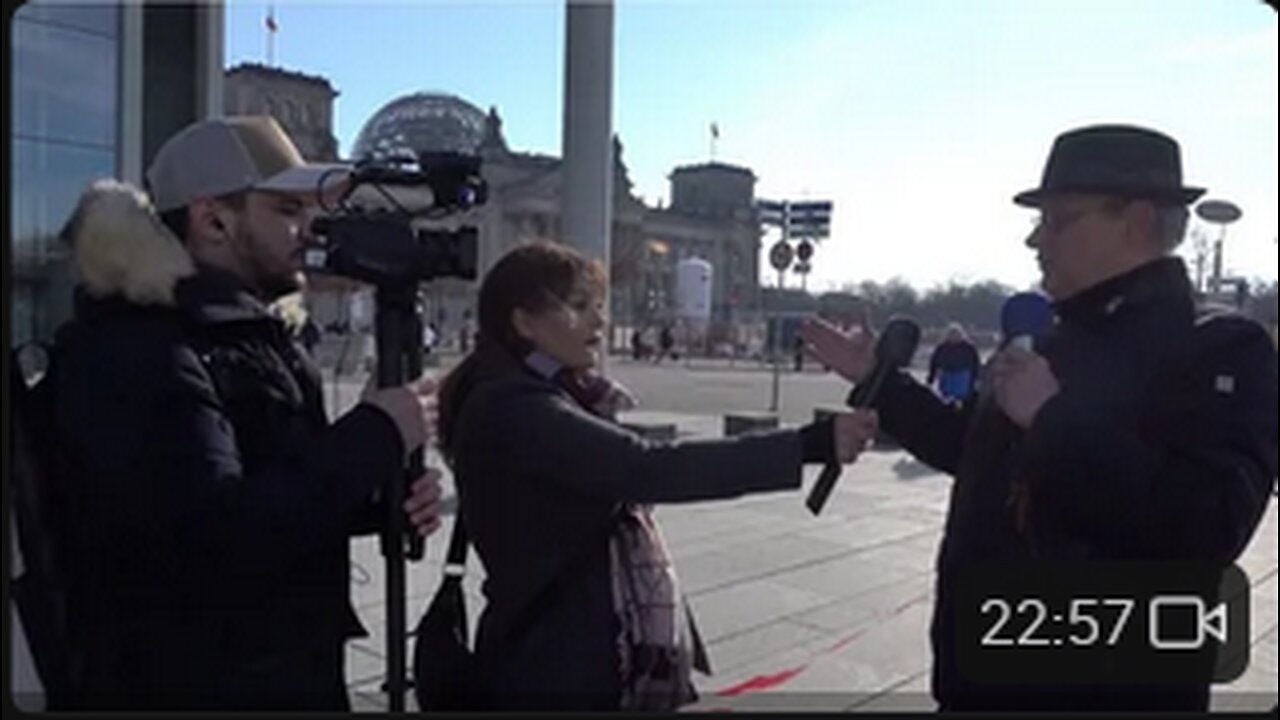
[
  {"xmin": 802, "ymin": 125, "xmax": 1277, "ymax": 711},
  {"xmin": 41, "ymin": 116, "xmax": 447, "ymax": 709}
]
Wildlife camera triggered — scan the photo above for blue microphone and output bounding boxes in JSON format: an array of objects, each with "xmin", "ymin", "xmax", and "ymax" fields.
[{"xmin": 1000, "ymin": 292, "xmax": 1053, "ymax": 352}]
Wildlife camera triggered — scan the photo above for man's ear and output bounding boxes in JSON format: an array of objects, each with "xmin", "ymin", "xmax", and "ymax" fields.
[{"xmin": 188, "ymin": 197, "xmax": 233, "ymax": 245}]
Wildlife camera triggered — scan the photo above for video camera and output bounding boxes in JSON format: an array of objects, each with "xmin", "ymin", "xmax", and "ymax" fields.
[
  {"xmin": 308, "ymin": 151, "xmax": 487, "ymax": 287},
  {"xmin": 305, "ymin": 153, "xmax": 490, "ymax": 706}
]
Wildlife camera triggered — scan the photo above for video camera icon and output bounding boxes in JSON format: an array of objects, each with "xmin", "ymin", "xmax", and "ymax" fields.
[{"xmin": 1148, "ymin": 595, "xmax": 1229, "ymax": 651}]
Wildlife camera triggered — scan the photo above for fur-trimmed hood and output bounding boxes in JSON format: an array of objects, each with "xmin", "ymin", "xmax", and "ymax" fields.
[
  {"xmin": 63, "ymin": 179, "xmax": 308, "ymax": 330},
  {"xmin": 64, "ymin": 179, "xmax": 196, "ymax": 308}
]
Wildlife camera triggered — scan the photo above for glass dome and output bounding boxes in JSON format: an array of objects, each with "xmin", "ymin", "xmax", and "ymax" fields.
[{"xmin": 350, "ymin": 92, "xmax": 487, "ymax": 161}]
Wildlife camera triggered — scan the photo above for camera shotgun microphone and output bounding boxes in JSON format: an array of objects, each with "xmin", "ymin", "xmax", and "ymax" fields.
[
  {"xmin": 1000, "ymin": 292, "xmax": 1053, "ymax": 352},
  {"xmin": 806, "ymin": 317, "xmax": 921, "ymax": 516},
  {"xmin": 348, "ymin": 161, "xmax": 430, "ymax": 186}
]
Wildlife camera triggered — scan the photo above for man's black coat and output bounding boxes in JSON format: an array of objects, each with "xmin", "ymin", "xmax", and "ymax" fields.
[
  {"xmin": 866, "ymin": 258, "xmax": 1277, "ymax": 711},
  {"xmin": 47, "ymin": 183, "xmax": 402, "ymax": 709}
]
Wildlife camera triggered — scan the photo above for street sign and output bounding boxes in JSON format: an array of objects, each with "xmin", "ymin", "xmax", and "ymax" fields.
[
  {"xmin": 788, "ymin": 200, "xmax": 832, "ymax": 217},
  {"xmin": 796, "ymin": 239, "xmax": 814, "ymax": 262},
  {"xmin": 795, "ymin": 260, "xmax": 811, "ymax": 275},
  {"xmin": 769, "ymin": 239, "xmax": 794, "ymax": 272},
  {"xmin": 757, "ymin": 199, "xmax": 787, "ymax": 226},
  {"xmin": 760, "ymin": 199, "xmax": 833, "ymax": 238},
  {"xmin": 786, "ymin": 200, "xmax": 832, "ymax": 238},
  {"xmin": 791, "ymin": 223, "xmax": 830, "ymax": 239}
]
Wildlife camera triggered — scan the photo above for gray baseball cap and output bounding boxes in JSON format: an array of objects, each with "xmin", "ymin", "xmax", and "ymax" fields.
[{"xmin": 146, "ymin": 115, "xmax": 349, "ymax": 212}]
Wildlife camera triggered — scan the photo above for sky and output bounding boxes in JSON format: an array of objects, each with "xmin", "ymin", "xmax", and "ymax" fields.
[{"xmin": 225, "ymin": 0, "xmax": 1278, "ymax": 293}]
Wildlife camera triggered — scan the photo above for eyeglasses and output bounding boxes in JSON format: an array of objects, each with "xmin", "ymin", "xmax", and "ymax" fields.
[
  {"xmin": 1030, "ymin": 201, "xmax": 1126, "ymax": 237},
  {"xmin": 1030, "ymin": 208, "xmax": 1098, "ymax": 237}
]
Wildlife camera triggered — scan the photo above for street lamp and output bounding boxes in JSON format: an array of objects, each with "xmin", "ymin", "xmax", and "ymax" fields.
[
  {"xmin": 1188, "ymin": 227, "xmax": 1211, "ymax": 293},
  {"xmin": 1194, "ymin": 198, "xmax": 1242, "ymax": 296}
]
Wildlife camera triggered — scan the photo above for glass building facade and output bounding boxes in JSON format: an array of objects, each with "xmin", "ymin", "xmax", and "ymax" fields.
[
  {"xmin": 8, "ymin": 1, "xmax": 223, "ymax": 348},
  {"xmin": 11, "ymin": 3, "xmax": 121, "ymax": 346}
]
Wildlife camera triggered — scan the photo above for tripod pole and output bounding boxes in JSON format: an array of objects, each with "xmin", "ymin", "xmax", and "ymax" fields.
[{"xmin": 374, "ymin": 284, "xmax": 427, "ymax": 712}]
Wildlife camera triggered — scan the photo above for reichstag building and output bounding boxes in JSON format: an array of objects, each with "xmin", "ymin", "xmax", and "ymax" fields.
[{"xmin": 341, "ymin": 92, "xmax": 764, "ymax": 348}]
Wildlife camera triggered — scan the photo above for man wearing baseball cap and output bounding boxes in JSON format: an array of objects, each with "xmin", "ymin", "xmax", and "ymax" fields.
[
  {"xmin": 802, "ymin": 125, "xmax": 1277, "ymax": 711},
  {"xmin": 44, "ymin": 116, "xmax": 445, "ymax": 709},
  {"xmin": 144, "ymin": 114, "xmax": 351, "ymax": 298}
]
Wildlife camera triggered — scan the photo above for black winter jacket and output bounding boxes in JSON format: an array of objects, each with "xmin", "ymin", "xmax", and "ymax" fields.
[
  {"xmin": 46, "ymin": 182, "xmax": 403, "ymax": 709},
  {"xmin": 866, "ymin": 258, "xmax": 1277, "ymax": 712},
  {"xmin": 450, "ymin": 344, "xmax": 808, "ymax": 710}
]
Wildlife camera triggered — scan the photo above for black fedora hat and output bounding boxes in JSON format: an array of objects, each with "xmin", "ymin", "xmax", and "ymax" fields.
[{"xmin": 1013, "ymin": 124, "xmax": 1205, "ymax": 207}]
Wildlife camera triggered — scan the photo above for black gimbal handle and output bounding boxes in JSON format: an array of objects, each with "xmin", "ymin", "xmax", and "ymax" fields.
[{"xmin": 373, "ymin": 284, "xmax": 428, "ymax": 712}]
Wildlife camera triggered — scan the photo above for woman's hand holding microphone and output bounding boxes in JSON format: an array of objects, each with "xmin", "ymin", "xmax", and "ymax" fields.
[
  {"xmin": 800, "ymin": 409, "xmax": 879, "ymax": 466},
  {"xmin": 833, "ymin": 409, "xmax": 879, "ymax": 463}
]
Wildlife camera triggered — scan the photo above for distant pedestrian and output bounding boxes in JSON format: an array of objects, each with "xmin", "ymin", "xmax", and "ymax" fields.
[
  {"xmin": 927, "ymin": 322, "xmax": 980, "ymax": 403},
  {"xmin": 423, "ymin": 321, "xmax": 438, "ymax": 356},
  {"xmin": 656, "ymin": 325, "xmax": 674, "ymax": 364},
  {"xmin": 630, "ymin": 328, "xmax": 647, "ymax": 360}
]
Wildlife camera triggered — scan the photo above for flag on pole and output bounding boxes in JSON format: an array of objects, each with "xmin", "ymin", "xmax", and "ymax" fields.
[
  {"xmin": 710, "ymin": 122, "xmax": 720, "ymax": 140},
  {"xmin": 265, "ymin": 5, "xmax": 278, "ymax": 66}
]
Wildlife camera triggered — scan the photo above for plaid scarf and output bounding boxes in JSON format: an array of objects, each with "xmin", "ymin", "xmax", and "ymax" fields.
[{"xmin": 609, "ymin": 505, "xmax": 697, "ymax": 710}]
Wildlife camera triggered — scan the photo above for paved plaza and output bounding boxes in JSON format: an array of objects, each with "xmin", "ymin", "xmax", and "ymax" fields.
[{"xmin": 329, "ymin": 354, "xmax": 1278, "ymax": 713}]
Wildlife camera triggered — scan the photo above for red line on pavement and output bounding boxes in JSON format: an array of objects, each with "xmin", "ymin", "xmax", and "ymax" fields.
[
  {"xmin": 715, "ymin": 666, "xmax": 807, "ymax": 697},
  {"xmin": 823, "ymin": 626, "xmax": 869, "ymax": 655},
  {"xmin": 892, "ymin": 590, "xmax": 931, "ymax": 616},
  {"xmin": 711, "ymin": 587, "xmax": 933, "ymax": 698}
]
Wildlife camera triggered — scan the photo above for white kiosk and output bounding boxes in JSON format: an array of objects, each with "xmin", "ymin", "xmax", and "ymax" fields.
[{"xmin": 675, "ymin": 257, "xmax": 713, "ymax": 355}]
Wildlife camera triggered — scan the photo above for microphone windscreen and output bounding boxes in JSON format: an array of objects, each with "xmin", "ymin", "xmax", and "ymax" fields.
[
  {"xmin": 1000, "ymin": 292, "xmax": 1053, "ymax": 345},
  {"xmin": 876, "ymin": 317, "xmax": 921, "ymax": 369}
]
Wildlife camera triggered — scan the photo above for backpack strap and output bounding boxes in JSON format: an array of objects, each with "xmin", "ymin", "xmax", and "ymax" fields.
[
  {"xmin": 442, "ymin": 511, "xmax": 469, "ymax": 574},
  {"xmin": 430, "ymin": 508, "xmax": 620, "ymax": 655},
  {"xmin": 10, "ymin": 341, "xmax": 81, "ymax": 708},
  {"xmin": 11, "ymin": 342, "xmax": 57, "ymax": 577}
]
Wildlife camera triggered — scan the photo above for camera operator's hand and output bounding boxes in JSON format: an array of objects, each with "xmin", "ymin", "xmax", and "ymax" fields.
[
  {"xmin": 799, "ymin": 315, "xmax": 876, "ymax": 385},
  {"xmin": 403, "ymin": 468, "xmax": 445, "ymax": 538},
  {"xmin": 833, "ymin": 409, "xmax": 878, "ymax": 463},
  {"xmin": 362, "ymin": 375, "xmax": 438, "ymax": 455}
]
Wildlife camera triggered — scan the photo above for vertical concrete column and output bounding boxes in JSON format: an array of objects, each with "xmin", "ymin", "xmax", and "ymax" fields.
[
  {"xmin": 561, "ymin": 0, "xmax": 614, "ymax": 282},
  {"xmin": 118, "ymin": 2, "xmax": 145, "ymax": 185},
  {"xmin": 195, "ymin": 2, "xmax": 225, "ymax": 119}
]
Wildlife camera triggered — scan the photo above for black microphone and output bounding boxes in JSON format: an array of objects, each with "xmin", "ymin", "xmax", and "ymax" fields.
[
  {"xmin": 806, "ymin": 317, "xmax": 921, "ymax": 516},
  {"xmin": 999, "ymin": 292, "xmax": 1053, "ymax": 352}
]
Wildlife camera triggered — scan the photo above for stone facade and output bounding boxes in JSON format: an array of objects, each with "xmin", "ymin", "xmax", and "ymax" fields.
[{"xmin": 223, "ymin": 63, "xmax": 339, "ymax": 162}]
